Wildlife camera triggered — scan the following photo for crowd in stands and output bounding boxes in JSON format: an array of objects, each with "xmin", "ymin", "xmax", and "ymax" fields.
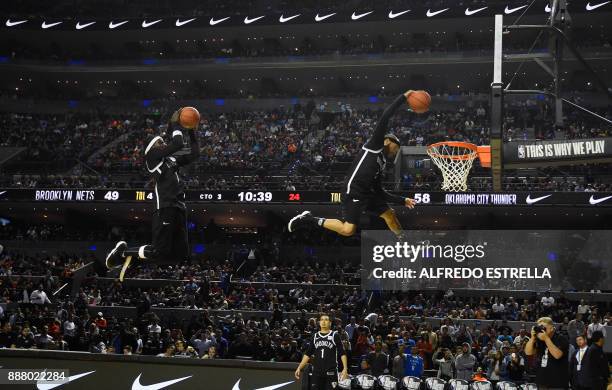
[
  {"xmin": 0, "ymin": 240, "xmax": 610, "ymax": 383},
  {"xmin": 7, "ymin": 173, "xmax": 102, "ymax": 189},
  {"xmin": 1, "ymin": 97, "xmax": 611, "ymax": 193},
  {"xmin": 121, "ymin": 259, "xmax": 359, "ymax": 285},
  {"xmin": 7, "ymin": 102, "xmax": 492, "ymax": 184},
  {"xmin": 0, "ymin": 250, "xmax": 90, "ymax": 278},
  {"xmin": 1, "ymin": 224, "xmax": 77, "ymax": 242},
  {"xmin": 0, "ymin": 223, "xmax": 115, "ymax": 242},
  {"xmin": 0, "ymin": 276, "xmax": 610, "ymax": 383},
  {"xmin": 92, "ymin": 107, "xmax": 314, "ymax": 174},
  {"xmin": 5, "ymin": 170, "xmax": 612, "ymax": 193},
  {"xmin": 56, "ymin": 100, "xmax": 610, "ymax": 176},
  {"xmin": 0, "ymin": 112, "xmax": 154, "ymax": 171},
  {"xmin": 0, "ymin": 220, "xmax": 352, "ymax": 250}
]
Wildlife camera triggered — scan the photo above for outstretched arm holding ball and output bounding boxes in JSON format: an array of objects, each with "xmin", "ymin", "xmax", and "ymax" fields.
[
  {"xmin": 363, "ymin": 91, "xmax": 412, "ymax": 152},
  {"xmin": 174, "ymin": 106, "xmax": 201, "ymax": 165}
]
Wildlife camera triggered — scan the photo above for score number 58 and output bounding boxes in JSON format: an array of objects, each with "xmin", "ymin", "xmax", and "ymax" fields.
[{"xmin": 413, "ymin": 193, "xmax": 431, "ymax": 204}]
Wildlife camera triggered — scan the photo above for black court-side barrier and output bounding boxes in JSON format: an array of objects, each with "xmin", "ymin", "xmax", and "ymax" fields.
[{"xmin": 0, "ymin": 349, "xmax": 300, "ymax": 390}]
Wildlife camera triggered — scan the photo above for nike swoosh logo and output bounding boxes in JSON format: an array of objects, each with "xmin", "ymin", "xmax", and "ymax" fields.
[
  {"xmin": 37, "ymin": 371, "xmax": 95, "ymax": 390},
  {"xmin": 210, "ymin": 17, "xmax": 230, "ymax": 25},
  {"xmin": 279, "ymin": 14, "xmax": 300, "ymax": 23},
  {"xmin": 109, "ymin": 20, "xmax": 129, "ymax": 29},
  {"xmin": 6, "ymin": 19, "xmax": 27, "ymax": 27},
  {"xmin": 545, "ymin": 4, "xmax": 552, "ymax": 12},
  {"xmin": 175, "ymin": 18, "xmax": 196, "ymax": 27},
  {"xmin": 232, "ymin": 379, "xmax": 294, "ymax": 390},
  {"xmin": 315, "ymin": 13, "xmax": 336, "ymax": 22},
  {"xmin": 244, "ymin": 16, "xmax": 264, "ymax": 24},
  {"xmin": 351, "ymin": 11, "xmax": 373, "ymax": 20},
  {"xmin": 426, "ymin": 8, "xmax": 449, "ymax": 17},
  {"xmin": 505, "ymin": 5, "xmax": 528, "ymax": 14},
  {"xmin": 0, "ymin": 191, "xmax": 6, "ymax": 196},
  {"xmin": 142, "ymin": 19, "xmax": 162, "ymax": 28},
  {"xmin": 589, "ymin": 195, "xmax": 612, "ymax": 205},
  {"xmin": 132, "ymin": 374, "xmax": 191, "ymax": 390},
  {"xmin": 162, "ymin": 222, "xmax": 170, "ymax": 225},
  {"xmin": 586, "ymin": 1, "xmax": 611, "ymax": 10},
  {"xmin": 42, "ymin": 21, "xmax": 62, "ymax": 29},
  {"xmin": 465, "ymin": 6, "xmax": 488, "ymax": 16},
  {"xmin": 352, "ymin": 199, "xmax": 360, "ymax": 202},
  {"xmin": 76, "ymin": 21, "xmax": 96, "ymax": 30},
  {"xmin": 388, "ymin": 10, "xmax": 410, "ymax": 19},
  {"xmin": 525, "ymin": 194, "xmax": 552, "ymax": 204}
]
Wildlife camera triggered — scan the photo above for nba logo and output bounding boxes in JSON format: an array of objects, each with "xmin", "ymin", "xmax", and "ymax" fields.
[{"xmin": 518, "ymin": 145, "xmax": 525, "ymax": 159}]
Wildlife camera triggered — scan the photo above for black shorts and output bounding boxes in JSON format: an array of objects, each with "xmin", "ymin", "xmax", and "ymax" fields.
[
  {"xmin": 152, "ymin": 207, "xmax": 189, "ymax": 263},
  {"xmin": 310, "ymin": 371, "xmax": 338, "ymax": 390},
  {"xmin": 341, "ymin": 193, "xmax": 390, "ymax": 225}
]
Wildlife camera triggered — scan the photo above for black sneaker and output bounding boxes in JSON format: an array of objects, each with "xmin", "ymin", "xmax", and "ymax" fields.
[
  {"xmin": 288, "ymin": 211, "xmax": 315, "ymax": 232},
  {"xmin": 106, "ymin": 241, "xmax": 127, "ymax": 269}
]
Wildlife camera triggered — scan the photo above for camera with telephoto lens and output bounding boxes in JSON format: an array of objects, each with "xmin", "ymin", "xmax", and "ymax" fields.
[{"xmin": 533, "ymin": 325, "xmax": 546, "ymax": 333}]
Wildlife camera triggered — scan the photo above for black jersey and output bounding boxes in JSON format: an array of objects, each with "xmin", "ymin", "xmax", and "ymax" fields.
[
  {"xmin": 306, "ymin": 331, "xmax": 345, "ymax": 374},
  {"xmin": 343, "ymin": 94, "xmax": 405, "ymax": 204},
  {"xmin": 145, "ymin": 127, "xmax": 199, "ymax": 210}
]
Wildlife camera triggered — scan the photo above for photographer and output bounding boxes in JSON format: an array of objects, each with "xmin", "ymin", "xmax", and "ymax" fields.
[{"xmin": 525, "ymin": 317, "xmax": 569, "ymax": 389}]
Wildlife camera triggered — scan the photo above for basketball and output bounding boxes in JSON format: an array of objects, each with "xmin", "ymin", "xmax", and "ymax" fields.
[
  {"xmin": 407, "ymin": 90, "xmax": 431, "ymax": 113},
  {"xmin": 179, "ymin": 106, "xmax": 200, "ymax": 129}
]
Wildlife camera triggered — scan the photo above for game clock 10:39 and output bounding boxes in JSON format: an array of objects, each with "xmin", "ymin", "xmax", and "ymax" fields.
[{"xmin": 237, "ymin": 191, "xmax": 273, "ymax": 202}]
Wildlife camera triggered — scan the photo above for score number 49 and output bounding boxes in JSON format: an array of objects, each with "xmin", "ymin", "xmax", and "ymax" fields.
[{"xmin": 103, "ymin": 191, "xmax": 120, "ymax": 201}]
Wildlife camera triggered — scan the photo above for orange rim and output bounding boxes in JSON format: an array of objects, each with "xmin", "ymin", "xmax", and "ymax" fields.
[{"xmin": 427, "ymin": 141, "xmax": 478, "ymax": 161}]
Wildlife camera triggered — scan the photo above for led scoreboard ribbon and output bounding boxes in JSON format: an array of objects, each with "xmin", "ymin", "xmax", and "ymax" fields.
[
  {"xmin": 1, "ymin": 189, "xmax": 612, "ymax": 206},
  {"xmin": 0, "ymin": 189, "xmax": 334, "ymax": 203}
]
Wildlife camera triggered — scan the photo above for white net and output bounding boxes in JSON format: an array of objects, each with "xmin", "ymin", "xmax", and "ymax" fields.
[{"xmin": 427, "ymin": 142, "xmax": 478, "ymax": 192}]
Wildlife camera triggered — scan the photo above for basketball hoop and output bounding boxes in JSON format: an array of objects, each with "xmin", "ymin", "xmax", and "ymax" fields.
[{"xmin": 426, "ymin": 141, "xmax": 491, "ymax": 192}]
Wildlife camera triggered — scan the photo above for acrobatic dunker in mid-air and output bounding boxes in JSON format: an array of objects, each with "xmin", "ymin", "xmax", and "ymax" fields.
[
  {"xmin": 288, "ymin": 90, "xmax": 423, "ymax": 238},
  {"xmin": 106, "ymin": 108, "xmax": 200, "ymax": 281}
]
